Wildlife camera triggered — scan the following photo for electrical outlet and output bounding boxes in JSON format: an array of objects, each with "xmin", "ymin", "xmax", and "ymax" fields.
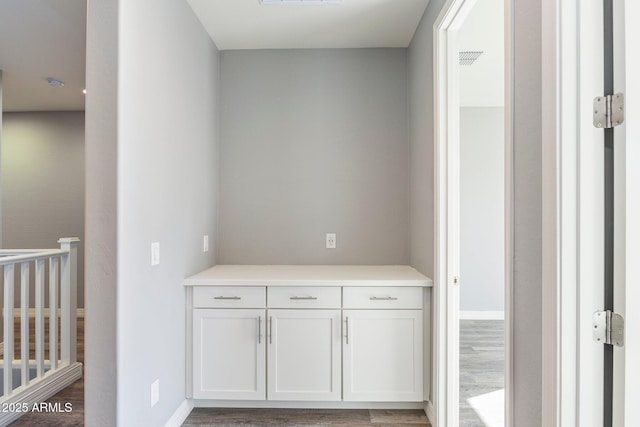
[
  {"xmin": 326, "ymin": 233, "xmax": 336, "ymax": 249},
  {"xmin": 150, "ymin": 379, "xmax": 160, "ymax": 407},
  {"xmin": 151, "ymin": 242, "xmax": 160, "ymax": 266},
  {"xmin": 203, "ymin": 235, "xmax": 209, "ymax": 252}
]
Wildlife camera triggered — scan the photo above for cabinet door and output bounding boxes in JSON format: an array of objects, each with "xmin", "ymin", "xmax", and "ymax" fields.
[
  {"xmin": 193, "ymin": 308, "xmax": 265, "ymax": 400},
  {"xmin": 268, "ymin": 309, "xmax": 341, "ymax": 401},
  {"xmin": 343, "ymin": 309, "xmax": 423, "ymax": 402}
]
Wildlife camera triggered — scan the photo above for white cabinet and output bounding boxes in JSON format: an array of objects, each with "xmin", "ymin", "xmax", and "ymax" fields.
[
  {"xmin": 343, "ymin": 309, "xmax": 423, "ymax": 402},
  {"xmin": 267, "ymin": 309, "xmax": 342, "ymax": 401},
  {"xmin": 191, "ymin": 286, "xmax": 266, "ymax": 400},
  {"xmin": 192, "ymin": 308, "xmax": 266, "ymax": 400},
  {"xmin": 186, "ymin": 270, "xmax": 430, "ymax": 407}
]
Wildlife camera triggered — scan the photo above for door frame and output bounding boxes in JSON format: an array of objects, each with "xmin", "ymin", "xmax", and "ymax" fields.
[
  {"xmin": 538, "ymin": 0, "xmax": 633, "ymax": 425},
  {"xmin": 436, "ymin": 0, "xmax": 637, "ymax": 425},
  {"xmin": 432, "ymin": 0, "xmax": 482, "ymax": 426},
  {"xmin": 540, "ymin": 0, "xmax": 581, "ymax": 424},
  {"xmin": 620, "ymin": 3, "xmax": 640, "ymax": 424}
]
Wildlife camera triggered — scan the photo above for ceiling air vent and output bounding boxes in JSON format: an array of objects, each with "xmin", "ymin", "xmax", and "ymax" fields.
[{"xmin": 459, "ymin": 51, "xmax": 484, "ymax": 66}]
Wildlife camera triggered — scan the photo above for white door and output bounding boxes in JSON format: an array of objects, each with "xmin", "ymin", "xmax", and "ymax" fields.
[
  {"xmin": 343, "ymin": 309, "xmax": 423, "ymax": 402},
  {"xmin": 192, "ymin": 308, "xmax": 266, "ymax": 400},
  {"xmin": 572, "ymin": 0, "xmax": 639, "ymax": 424},
  {"xmin": 613, "ymin": 0, "xmax": 640, "ymax": 425},
  {"xmin": 267, "ymin": 309, "xmax": 341, "ymax": 401}
]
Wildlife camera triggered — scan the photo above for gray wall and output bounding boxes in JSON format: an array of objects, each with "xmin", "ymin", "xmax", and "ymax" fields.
[
  {"xmin": 0, "ymin": 70, "xmax": 3, "ymax": 245},
  {"xmin": 85, "ymin": 0, "xmax": 220, "ymax": 425},
  {"xmin": 2, "ymin": 111, "xmax": 85, "ymax": 308},
  {"xmin": 80, "ymin": 0, "xmax": 545, "ymax": 425},
  {"xmin": 408, "ymin": 0, "xmax": 544, "ymax": 423},
  {"xmin": 407, "ymin": 0, "xmax": 445, "ymax": 406},
  {"xmin": 85, "ymin": 0, "xmax": 118, "ymax": 423},
  {"xmin": 512, "ymin": 0, "xmax": 542, "ymax": 424},
  {"xmin": 116, "ymin": 0, "xmax": 220, "ymax": 424},
  {"xmin": 408, "ymin": 0, "xmax": 442, "ymax": 280},
  {"xmin": 459, "ymin": 107, "xmax": 504, "ymax": 312},
  {"xmin": 219, "ymin": 49, "xmax": 408, "ymax": 265}
]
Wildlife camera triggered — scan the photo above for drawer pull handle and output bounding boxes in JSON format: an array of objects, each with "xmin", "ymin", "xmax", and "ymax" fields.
[
  {"xmin": 289, "ymin": 296, "xmax": 318, "ymax": 300},
  {"xmin": 214, "ymin": 296, "xmax": 241, "ymax": 300},
  {"xmin": 369, "ymin": 296, "xmax": 398, "ymax": 301}
]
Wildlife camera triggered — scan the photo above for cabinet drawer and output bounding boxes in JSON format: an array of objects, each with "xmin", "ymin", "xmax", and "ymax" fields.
[
  {"xmin": 268, "ymin": 287, "xmax": 341, "ymax": 309},
  {"xmin": 193, "ymin": 286, "xmax": 266, "ymax": 308},
  {"xmin": 343, "ymin": 287, "xmax": 422, "ymax": 309}
]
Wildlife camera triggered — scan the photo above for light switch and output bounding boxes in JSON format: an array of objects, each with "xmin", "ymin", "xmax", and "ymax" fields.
[
  {"xmin": 203, "ymin": 235, "xmax": 209, "ymax": 252},
  {"xmin": 151, "ymin": 242, "xmax": 160, "ymax": 266},
  {"xmin": 150, "ymin": 378, "xmax": 160, "ymax": 407}
]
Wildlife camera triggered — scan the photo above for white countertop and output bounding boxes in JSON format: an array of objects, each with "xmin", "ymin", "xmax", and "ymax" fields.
[{"xmin": 184, "ymin": 265, "xmax": 433, "ymax": 287}]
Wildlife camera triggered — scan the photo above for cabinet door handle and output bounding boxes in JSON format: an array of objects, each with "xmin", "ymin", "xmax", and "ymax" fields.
[
  {"xmin": 369, "ymin": 296, "xmax": 398, "ymax": 301},
  {"xmin": 258, "ymin": 316, "xmax": 262, "ymax": 344},
  {"xmin": 289, "ymin": 296, "xmax": 318, "ymax": 300},
  {"xmin": 345, "ymin": 316, "xmax": 349, "ymax": 345},
  {"xmin": 214, "ymin": 296, "xmax": 241, "ymax": 300},
  {"xmin": 269, "ymin": 316, "xmax": 273, "ymax": 345}
]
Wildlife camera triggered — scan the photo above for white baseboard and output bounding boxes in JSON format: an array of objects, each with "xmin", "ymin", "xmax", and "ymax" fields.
[
  {"xmin": 425, "ymin": 401, "xmax": 435, "ymax": 426},
  {"xmin": 164, "ymin": 399, "xmax": 194, "ymax": 427},
  {"xmin": 193, "ymin": 400, "xmax": 424, "ymax": 410},
  {"xmin": 459, "ymin": 310, "xmax": 504, "ymax": 320}
]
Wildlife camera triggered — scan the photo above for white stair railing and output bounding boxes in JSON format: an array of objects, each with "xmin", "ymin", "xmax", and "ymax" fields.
[{"xmin": 0, "ymin": 238, "xmax": 80, "ymax": 407}]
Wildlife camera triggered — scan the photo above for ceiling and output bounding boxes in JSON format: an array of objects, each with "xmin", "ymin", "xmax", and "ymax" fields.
[
  {"xmin": 186, "ymin": 0, "xmax": 430, "ymax": 50},
  {"xmin": 0, "ymin": 0, "xmax": 86, "ymax": 112},
  {"xmin": 458, "ymin": 0, "xmax": 504, "ymax": 107},
  {"xmin": 0, "ymin": 0, "xmax": 501, "ymax": 112}
]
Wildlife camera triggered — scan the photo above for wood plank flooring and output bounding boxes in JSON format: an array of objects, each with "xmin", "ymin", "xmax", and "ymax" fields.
[
  {"xmin": 7, "ymin": 318, "xmax": 84, "ymax": 427},
  {"xmin": 183, "ymin": 408, "xmax": 430, "ymax": 426},
  {"xmin": 8, "ymin": 379, "xmax": 84, "ymax": 427},
  {"xmin": 4, "ymin": 318, "xmax": 503, "ymax": 426},
  {"xmin": 459, "ymin": 319, "xmax": 505, "ymax": 426}
]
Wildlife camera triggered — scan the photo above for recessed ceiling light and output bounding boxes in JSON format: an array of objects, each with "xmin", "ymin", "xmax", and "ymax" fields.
[
  {"xmin": 46, "ymin": 77, "xmax": 65, "ymax": 87},
  {"xmin": 82, "ymin": 89, "xmax": 87, "ymax": 94},
  {"xmin": 259, "ymin": 0, "xmax": 342, "ymax": 4}
]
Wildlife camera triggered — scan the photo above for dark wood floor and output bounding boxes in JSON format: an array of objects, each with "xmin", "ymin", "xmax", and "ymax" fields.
[
  {"xmin": 4, "ymin": 318, "xmax": 503, "ymax": 426},
  {"xmin": 183, "ymin": 408, "xmax": 430, "ymax": 427},
  {"xmin": 7, "ymin": 317, "xmax": 84, "ymax": 427},
  {"xmin": 8, "ymin": 379, "xmax": 84, "ymax": 427},
  {"xmin": 459, "ymin": 319, "xmax": 505, "ymax": 427}
]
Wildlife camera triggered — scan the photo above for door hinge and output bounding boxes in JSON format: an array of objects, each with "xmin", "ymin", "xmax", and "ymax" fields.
[
  {"xmin": 592, "ymin": 310, "xmax": 624, "ymax": 347},
  {"xmin": 593, "ymin": 93, "xmax": 624, "ymax": 129}
]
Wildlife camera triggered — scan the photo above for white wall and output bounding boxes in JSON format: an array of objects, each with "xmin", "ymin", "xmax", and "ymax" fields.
[
  {"xmin": 2, "ymin": 111, "xmax": 85, "ymax": 307},
  {"xmin": 459, "ymin": 107, "xmax": 504, "ymax": 312},
  {"xmin": 85, "ymin": 0, "xmax": 220, "ymax": 425},
  {"xmin": 219, "ymin": 49, "xmax": 409, "ymax": 265}
]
